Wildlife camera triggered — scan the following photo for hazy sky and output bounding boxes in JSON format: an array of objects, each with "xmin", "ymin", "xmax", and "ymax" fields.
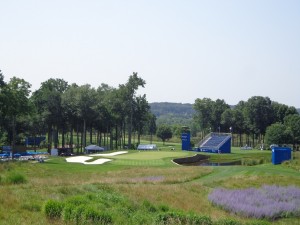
[{"xmin": 1, "ymin": 0, "xmax": 299, "ymax": 107}]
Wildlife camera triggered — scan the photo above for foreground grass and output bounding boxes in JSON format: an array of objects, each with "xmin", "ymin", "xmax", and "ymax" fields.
[{"xmin": 0, "ymin": 149, "xmax": 299, "ymax": 224}]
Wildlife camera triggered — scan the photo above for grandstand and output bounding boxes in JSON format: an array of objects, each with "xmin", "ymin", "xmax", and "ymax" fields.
[{"xmin": 196, "ymin": 132, "xmax": 231, "ymax": 153}]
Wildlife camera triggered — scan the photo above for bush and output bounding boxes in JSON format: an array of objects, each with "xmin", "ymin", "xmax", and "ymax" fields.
[
  {"xmin": 62, "ymin": 203, "xmax": 74, "ymax": 222},
  {"xmin": 142, "ymin": 200, "xmax": 157, "ymax": 213},
  {"xmin": 156, "ymin": 211, "xmax": 213, "ymax": 225},
  {"xmin": 6, "ymin": 172, "xmax": 27, "ymax": 184},
  {"xmin": 83, "ymin": 206, "xmax": 112, "ymax": 224},
  {"xmin": 188, "ymin": 214, "xmax": 213, "ymax": 225},
  {"xmin": 158, "ymin": 204, "xmax": 170, "ymax": 212},
  {"xmin": 214, "ymin": 218, "xmax": 242, "ymax": 225},
  {"xmin": 44, "ymin": 199, "xmax": 64, "ymax": 219}
]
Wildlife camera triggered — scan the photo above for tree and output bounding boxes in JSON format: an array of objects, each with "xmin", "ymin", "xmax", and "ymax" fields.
[
  {"xmin": 132, "ymin": 94, "xmax": 150, "ymax": 145},
  {"xmin": 193, "ymin": 98, "xmax": 229, "ymax": 138},
  {"xmin": 284, "ymin": 114, "xmax": 300, "ymax": 148},
  {"xmin": 156, "ymin": 124, "xmax": 172, "ymax": 145},
  {"xmin": 2, "ymin": 77, "xmax": 32, "ymax": 155},
  {"xmin": 0, "ymin": 70, "xmax": 7, "ymax": 139},
  {"xmin": 272, "ymin": 102, "xmax": 298, "ymax": 123},
  {"xmin": 32, "ymin": 78, "xmax": 69, "ymax": 150},
  {"xmin": 75, "ymin": 85, "xmax": 98, "ymax": 149},
  {"xmin": 147, "ymin": 113, "xmax": 157, "ymax": 144},
  {"xmin": 243, "ymin": 96, "xmax": 274, "ymax": 147},
  {"xmin": 123, "ymin": 72, "xmax": 145, "ymax": 148},
  {"xmin": 265, "ymin": 123, "xmax": 292, "ymax": 147}
]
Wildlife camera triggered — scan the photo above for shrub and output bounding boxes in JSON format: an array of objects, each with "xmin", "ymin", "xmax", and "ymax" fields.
[
  {"xmin": 156, "ymin": 211, "xmax": 212, "ymax": 225},
  {"xmin": 6, "ymin": 172, "xmax": 27, "ymax": 184},
  {"xmin": 158, "ymin": 204, "xmax": 170, "ymax": 212},
  {"xmin": 83, "ymin": 206, "xmax": 112, "ymax": 224},
  {"xmin": 62, "ymin": 203, "xmax": 73, "ymax": 222},
  {"xmin": 66, "ymin": 195, "xmax": 89, "ymax": 206},
  {"xmin": 188, "ymin": 214, "xmax": 213, "ymax": 225},
  {"xmin": 142, "ymin": 200, "xmax": 157, "ymax": 213},
  {"xmin": 214, "ymin": 218, "xmax": 242, "ymax": 225},
  {"xmin": 44, "ymin": 199, "xmax": 64, "ymax": 219}
]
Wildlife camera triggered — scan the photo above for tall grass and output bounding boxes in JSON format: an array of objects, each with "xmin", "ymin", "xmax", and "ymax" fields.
[{"xmin": 0, "ymin": 148, "xmax": 299, "ymax": 225}]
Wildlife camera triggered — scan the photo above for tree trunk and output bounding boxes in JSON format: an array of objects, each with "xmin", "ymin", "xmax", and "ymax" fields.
[
  {"xmin": 47, "ymin": 125, "xmax": 52, "ymax": 153},
  {"xmin": 11, "ymin": 116, "xmax": 16, "ymax": 158},
  {"xmin": 62, "ymin": 127, "xmax": 65, "ymax": 148},
  {"xmin": 90, "ymin": 126, "xmax": 93, "ymax": 144},
  {"xmin": 70, "ymin": 124, "xmax": 73, "ymax": 149},
  {"xmin": 76, "ymin": 123, "xmax": 80, "ymax": 154},
  {"xmin": 83, "ymin": 119, "xmax": 86, "ymax": 148},
  {"xmin": 115, "ymin": 125, "xmax": 118, "ymax": 150}
]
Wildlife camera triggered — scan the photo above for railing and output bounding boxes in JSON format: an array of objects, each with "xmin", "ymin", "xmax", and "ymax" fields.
[
  {"xmin": 197, "ymin": 133, "xmax": 212, "ymax": 147},
  {"xmin": 199, "ymin": 133, "xmax": 231, "ymax": 150}
]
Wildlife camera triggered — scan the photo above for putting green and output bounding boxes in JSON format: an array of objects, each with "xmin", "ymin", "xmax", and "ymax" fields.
[
  {"xmin": 110, "ymin": 151, "xmax": 192, "ymax": 160},
  {"xmin": 107, "ymin": 151, "xmax": 193, "ymax": 166}
]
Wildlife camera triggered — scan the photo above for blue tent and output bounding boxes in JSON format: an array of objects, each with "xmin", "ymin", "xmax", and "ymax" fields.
[{"xmin": 85, "ymin": 145, "xmax": 105, "ymax": 153}]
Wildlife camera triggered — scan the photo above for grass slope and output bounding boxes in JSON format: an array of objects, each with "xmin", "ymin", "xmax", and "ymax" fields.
[{"xmin": 0, "ymin": 147, "xmax": 299, "ymax": 225}]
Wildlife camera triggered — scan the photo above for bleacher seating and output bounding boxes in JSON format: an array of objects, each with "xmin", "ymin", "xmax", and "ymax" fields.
[
  {"xmin": 198, "ymin": 133, "xmax": 231, "ymax": 153},
  {"xmin": 201, "ymin": 135, "xmax": 228, "ymax": 148}
]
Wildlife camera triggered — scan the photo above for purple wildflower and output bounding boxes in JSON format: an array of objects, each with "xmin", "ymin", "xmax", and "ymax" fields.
[{"xmin": 208, "ymin": 185, "xmax": 300, "ymax": 219}]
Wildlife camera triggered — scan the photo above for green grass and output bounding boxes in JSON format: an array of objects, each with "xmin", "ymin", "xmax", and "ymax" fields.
[{"xmin": 0, "ymin": 146, "xmax": 299, "ymax": 225}]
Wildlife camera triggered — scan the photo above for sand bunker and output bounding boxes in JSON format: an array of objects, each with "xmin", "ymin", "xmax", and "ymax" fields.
[{"xmin": 66, "ymin": 151, "xmax": 128, "ymax": 165}]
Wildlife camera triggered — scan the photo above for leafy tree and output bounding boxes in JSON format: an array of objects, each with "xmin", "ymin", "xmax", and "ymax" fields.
[
  {"xmin": 147, "ymin": 113, "xmax": 157, "ymax": 144},
  {"xmin": 132, "ymin": 94, "xmax": 150, "ymax": 145},
  {"xmin": 193, "ymin": 98, "xmax": 213, "ymax": 131},
  {"xmin": 0, "ymin": 70, "xmax": 7, "ymax": 140},
  {"xmin": 2, "ymin": 77, "xmax": 32, "ymax": 154},
  {"xmin": 243, "ymin": 96, "xmax": 274, "ymax": 147},
  {"xmin": 75, "ymin": 84, "xmax": 98, "ymax": 149},
  {"xmin": 265, "ymin": 123, "xmax": 292, "ymax": 147},
  {"xmin": 32, "ymin": 78, "xmax": 69, "ymax": 150},
  {"xmin": 193, "ymin": 98, "xmax": 229, "ymax": 138},
  {"xmin": 156, "ymin": 124, "xmax": 172, "ymax": 145},
  {"xmin": 284, "ymin": 114, "xmax": 300, "ymax": 147},
  {"xmin": 123, "ymin": 72, "xmax": 145, "ymax": 148},
  {"xmin": 272, "ymin": 102, "xmax": 298, "ymax": 123}
]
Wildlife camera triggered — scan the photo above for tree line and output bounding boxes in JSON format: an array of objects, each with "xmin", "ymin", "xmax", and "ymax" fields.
[
  {"xmin": 1, "ymin": 69, "xmax": 299, "ymax": 152},
  {"xmin": 192, "ymin": 97, "xmax": 300, "ymax": 149},
  {"xmin": 0, "ymin": 70, "xmax": 157, "ymax": 153}
]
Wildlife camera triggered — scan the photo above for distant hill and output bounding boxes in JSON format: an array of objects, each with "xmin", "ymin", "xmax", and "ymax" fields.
[
  {"xmin": 149, "ymin": 102, "xmax": 194, "ymax": 116},
  {"xmin": 149, "ymin": 102, "xmax": 194, "ymax": 126},
  {"xmin": 149, "ymin": 103, "xmax": 300, "ymax": 126}
]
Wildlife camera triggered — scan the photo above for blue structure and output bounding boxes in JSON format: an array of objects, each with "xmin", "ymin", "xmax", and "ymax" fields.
[
  {"xmin": 272, "ymin": 147, "xmax": 292, "ymax": 165},
  {"xmin": 196, "ymin": 133, "xmax": 231, "ymax": 153},
  {"xmin": 181, "ymin": 126, "xmax": 192, "ymax": 150},
  {"xmin": 25, "ymin": 137, "xmax": 46, "ymax": 146}
]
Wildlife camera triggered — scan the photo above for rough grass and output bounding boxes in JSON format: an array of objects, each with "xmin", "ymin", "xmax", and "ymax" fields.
[{"xmin": 0, "ymin": 148, "xmax": 299, "ymax": 225}]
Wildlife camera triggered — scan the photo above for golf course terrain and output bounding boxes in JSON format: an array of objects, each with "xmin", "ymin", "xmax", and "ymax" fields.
[{"xmin": 0, "ymin": 145, "xmax": 299, "ymax": 225}]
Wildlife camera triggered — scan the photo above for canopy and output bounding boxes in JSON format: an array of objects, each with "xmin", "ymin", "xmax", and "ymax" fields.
[{"xmin": 85, "ymin": 145, "xmax": 105, "ymax": 152}]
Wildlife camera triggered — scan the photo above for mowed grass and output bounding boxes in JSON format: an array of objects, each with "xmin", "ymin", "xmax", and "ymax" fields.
[
  {"xmin": 0, "ymin": 149, "xmax": 299, "ymax": 224},
  {"xmin": 108, "ymin": 150, "xmax": 193, "ymax": 166}
]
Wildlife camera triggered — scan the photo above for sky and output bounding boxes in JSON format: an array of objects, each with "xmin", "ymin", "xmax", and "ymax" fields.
[{"xmin": 0, "ymin": 0, "xmax": 299, "ymax": 107}]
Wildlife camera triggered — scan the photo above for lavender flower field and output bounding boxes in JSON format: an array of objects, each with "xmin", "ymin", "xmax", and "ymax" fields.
[{"xmin": 208, "ymin": 185, "xmax": 300, "ymax": 219}]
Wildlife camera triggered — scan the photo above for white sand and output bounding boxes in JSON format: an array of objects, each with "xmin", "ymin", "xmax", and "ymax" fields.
[
  {"xmin": 83, "ymin": 158, "xmax": 112, "ymax": 165},
  {"xmin": 66, "ymin": 156, "xmax": 92, "ymax": 163},
  {"xmin": 66, "ymin": 151, "xmax": 128, "ymax": 165}
]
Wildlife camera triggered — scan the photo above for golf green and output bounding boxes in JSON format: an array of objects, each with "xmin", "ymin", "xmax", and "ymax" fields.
[{"xmin": 110, "ymin": 151, "xmax": 192, "ymax": 160}]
